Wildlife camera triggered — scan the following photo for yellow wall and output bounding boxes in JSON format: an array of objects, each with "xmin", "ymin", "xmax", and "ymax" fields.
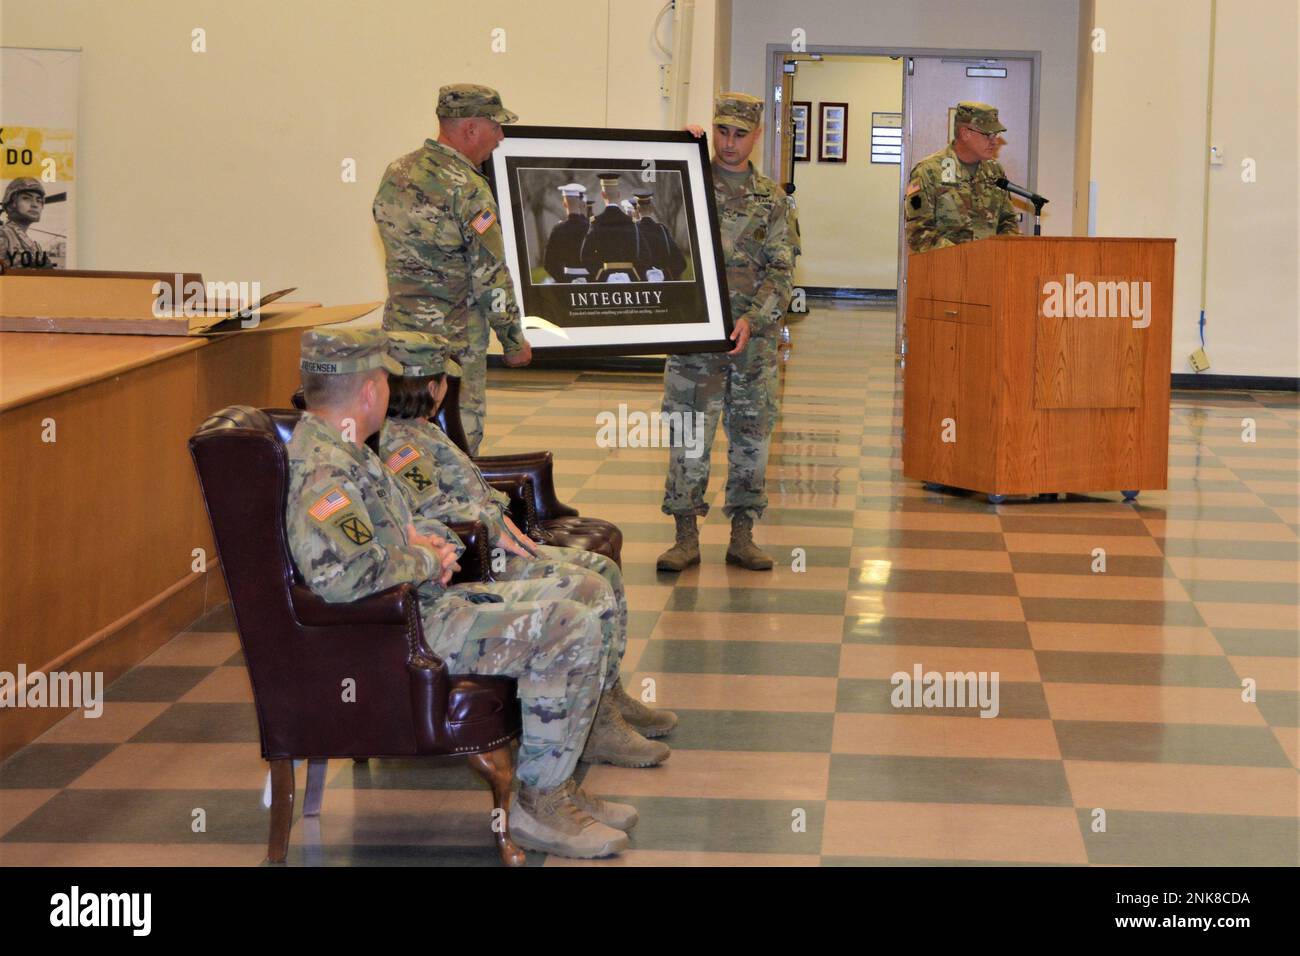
[
  {"xmin": 0, "ymin": 0, "xmax": 725, "ymax": 313},
  {"xmin": 788, "ymin": 55, "xmax": 903, "ymax": 290},
  {"xmin": 1085, "ymin": 0, "xmax": 1298, "ymax": 376}
]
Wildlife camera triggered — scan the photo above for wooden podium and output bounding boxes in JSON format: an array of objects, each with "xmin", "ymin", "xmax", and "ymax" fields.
[{"xmin": 902, "ymin": 236, "xmax": 1174, "ymax": 501}]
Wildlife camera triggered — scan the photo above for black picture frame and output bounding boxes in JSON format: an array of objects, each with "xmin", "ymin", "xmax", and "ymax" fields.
[
  {"xmin": 818, "ymin": 102, "xmax": 848, "ymax": 163},
  {"xmin": 488, "ymin": 125, "xmax": 733, "ymax": 358}
]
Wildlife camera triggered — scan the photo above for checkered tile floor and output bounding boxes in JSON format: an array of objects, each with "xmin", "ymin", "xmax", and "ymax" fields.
[{"xmin": 2, "ymin": 303, "xmax": 1296, "ymax": 866}]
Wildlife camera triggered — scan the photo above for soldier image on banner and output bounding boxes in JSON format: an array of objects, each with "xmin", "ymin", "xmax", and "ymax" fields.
[
  {"xmin": 286, "ymin": 326, "xmax": 646, "ymax": 859},
  {"xmin": 542, "ymin": 182, "xmax": 592, "ymax": 283},
  {"xmin": 904, "ymin": 100, "xmax": 1020, "ymax": 253},
  {"xmin": 373, "ymin": 82, "xmax": 534, "ymax": 456},
  {"xmin": 580, "ymin": 172, "xmax": 644, "ymax": 282},
  {"xmin": 1, "ymin": 177, "xmax": 64, "ymax": 270},
  {"xmin": 657, "ymin": 91, "xmax": 801, "ymax": 574}
]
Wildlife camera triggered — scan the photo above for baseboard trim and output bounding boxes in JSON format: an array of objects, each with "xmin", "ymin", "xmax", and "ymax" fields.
[{"xmin": 1171, "ymin": 373, "xmax": 1298, "ymax": 392}]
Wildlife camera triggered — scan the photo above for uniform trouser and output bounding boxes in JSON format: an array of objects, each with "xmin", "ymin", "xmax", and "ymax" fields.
[
  {"xmin": 422, "ymin": 571, "xmax": 615, "ymax": 789},
  {"xmin": 661, "ymin": 337, "xmax": 780, "ymax": 520},
  {"xmin": 495, "ymin": 544, "xmax": 627, "ymax": 687},
  {"xmin": 458, "ymin": 311, "xmax": 491, "ymax": 456}
]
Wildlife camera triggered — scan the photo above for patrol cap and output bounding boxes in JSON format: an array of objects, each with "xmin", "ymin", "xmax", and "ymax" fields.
[
  {"xmin": 558, "ymin": 182, "xmax": 587, "ymax": 197},
  {"xmin": 954, "ymin": 101, "xmax": 1006, "ymax": 134},
  {"xmin": 713, "ymin": 91, "xmax": 763, "ymax": 133},
  {"xmin": 436, "ymin": 83, "xmax": 519, "ymax": 124},
  {"xmin": 300, "ymin": 327, "xmax": 401, "ymax": 376},
  {"xmin": 386, "ymin": 331, "xmax": 463, "ymax": 379},
  {"xmin": 3, "ymin": 177, "xmax": 45, "ymax": 206}
]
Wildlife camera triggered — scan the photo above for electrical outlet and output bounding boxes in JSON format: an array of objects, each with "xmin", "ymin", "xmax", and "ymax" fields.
[
  {"xmin": 1209, "ymin": 145, "xmax": 1224, "ymax": 167},
  {"xmin": 1189, "ymin": 347, "xmax": 1211, "ymax": 372}
]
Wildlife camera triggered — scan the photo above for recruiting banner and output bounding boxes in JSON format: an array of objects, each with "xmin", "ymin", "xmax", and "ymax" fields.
[{"xmin": 1, "ymin": 47, "xmax": 79, "ymax": 270}]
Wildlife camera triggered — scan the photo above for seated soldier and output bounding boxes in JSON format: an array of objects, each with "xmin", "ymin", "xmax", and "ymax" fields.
[
  {"xmin": 380, "ymin": 331, "xmax": 677, "ymax": 770},
  {"xmin": 286, "ymin": 327, "xmax": 639, "ymax": 859}
]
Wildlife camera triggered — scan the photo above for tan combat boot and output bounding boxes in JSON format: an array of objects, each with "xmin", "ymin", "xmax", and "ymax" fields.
[
  {"xmin": 726, "ymin": 512, "xmax": 774, "ymax": 570},
  {"xmin": 610, "ymin": 677, "xmax": 678, "ymax": 739},
  {"xmin": 656, "ymin": 514, "xmax": 700, "ymax": 572},
  {"xmin": 581, "ymin": 689, "xmax": 671, "ymax": 767},
  {"xmin": 564, "ymin": 778, "xmax": 639, "ymax": 831},
  {"xmin": 511, "ymin": 783, "xmax": 629, "ymax": 858}
]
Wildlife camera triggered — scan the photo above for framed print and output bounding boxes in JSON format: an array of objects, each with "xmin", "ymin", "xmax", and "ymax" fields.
[
  {"xmin": 818, "ymin": 102, "xmax": 848, "ymax": 163},
  {"xmin": 791, "ymin": 101, "xmax": 811, "ymax": 162},
  {"xmin": 489, "ymin": 126, "xmax": 733, "ymax": 357}
]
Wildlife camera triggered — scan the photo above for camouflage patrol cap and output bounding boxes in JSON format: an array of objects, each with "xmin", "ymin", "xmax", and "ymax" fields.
[
  {"xmin": 3, "ymin": 177, "xmax": 45, "ymax": 206},
  {"xmin": 713, "ymin": 91, "xmax": 763, "ymax": 133},
  {"xmin": 436, "ymin": 83, "xmax": 519, "ymax": 124},
  {"xmin": 954, "ymin": 101, "xmax": 1007, "ymax": 134},
  {"xmin": 300, "ymin": 327, "xmax": 401, "ymax": 375},
  {"xmin": 386, "ymin": 331, "xmax": 463, "ymax": 379}
]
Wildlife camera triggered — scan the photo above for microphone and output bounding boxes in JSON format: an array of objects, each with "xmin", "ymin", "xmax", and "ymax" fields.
[{"xmin": 995, "ymin": 177, "xmax": 1048, "ymax": 206}]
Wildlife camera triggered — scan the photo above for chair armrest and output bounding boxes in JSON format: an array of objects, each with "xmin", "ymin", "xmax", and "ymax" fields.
[
  {"xmin": 486, "ymin": 474, "xmax": 553, "ymax": 543},
  {"xmin": 446, "ymin": 520, "xmax": 491, "ymax": 583},
  {"xmin": 474, "ymin": 451, "xmax": 579, "ymax": 520},
  {"xmin": 291, "ymin": 582, "xmax": 415, "ymax": 628}
]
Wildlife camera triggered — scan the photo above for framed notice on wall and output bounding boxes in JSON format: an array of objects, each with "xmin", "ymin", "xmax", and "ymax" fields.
[
  {"xmin": 489, "ymin": 126, "xmax": 733, "ymax": 357},
  {"xmin": 791, "ymin": 101, "xmax": 811, "ymax": 162},
  {"xmin": 818, "ymin": 102, "xmax": 848, "ymax": 163},
  {"xmin": 871, "ymin": 111, "xmax": 902, "ymax": 165}
]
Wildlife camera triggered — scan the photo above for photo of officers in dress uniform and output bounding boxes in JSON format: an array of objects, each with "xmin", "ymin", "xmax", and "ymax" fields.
[{"xmin": 514, "ymin": 167, "xmax": 694, "ymax": 285}]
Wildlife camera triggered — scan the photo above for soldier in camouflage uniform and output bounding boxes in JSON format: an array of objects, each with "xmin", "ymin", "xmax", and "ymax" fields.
[
  {"xmin": 379, "ymin": 331, "xmax": 676, "ymax": 766},
  {"xmin": 904, "ymin": 101, "xmax": 1020, "ymax": 253},
  {"xmin": 286, "ymin": 327, "xmax": 639, "ymax": 858},
  {"xmin": 373, "ymin": 84, "xmax": 533, "ymax": 457},
  {"xmin": 657, "ymin": 92, "xmax": 801, "ymax": 573}
]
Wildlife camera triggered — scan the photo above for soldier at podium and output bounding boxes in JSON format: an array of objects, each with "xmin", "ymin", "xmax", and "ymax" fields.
[{"xmin": 904, "ymin": 101, "xmax": 1020, "ymax": 253}]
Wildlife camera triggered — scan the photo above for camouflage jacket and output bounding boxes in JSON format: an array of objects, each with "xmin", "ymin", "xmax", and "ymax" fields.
[
  {"xmin": 285, "ymin": 413, "xmax": 461, "ymax": 606},
  {"xmin": 373, "ymin": 139, "xmax": 526, "ymax": 354},
  {"xmin": 713, "ymin": 161, "xmax": 801, "ymax": 338},
  {"xmin": 904, "ymin": 144, "xmax": 1020, "ymax": 253},
  {"xmin": 379, "ymin": 417, "xmax": 522, "ymax": 546}
]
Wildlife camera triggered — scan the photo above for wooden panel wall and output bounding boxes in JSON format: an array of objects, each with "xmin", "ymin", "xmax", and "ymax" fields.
[{"xmin": 0, "ymin": 328, "xmax": 304, "ymax": 758}]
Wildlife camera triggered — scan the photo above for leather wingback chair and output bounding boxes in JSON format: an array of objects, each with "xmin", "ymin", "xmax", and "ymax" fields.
[
  {"xmin": 293, "ymin": 379, "xmax": 624, "ymax": 565},
  {"xmin": 189, "ymin": 405, "xmax": 526, "ymax": 866}
]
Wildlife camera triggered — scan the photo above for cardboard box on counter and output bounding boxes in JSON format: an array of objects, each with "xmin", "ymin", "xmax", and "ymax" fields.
[{"xmin": 0, "ymin": 269, "xmax": 380, "ymax": 335}]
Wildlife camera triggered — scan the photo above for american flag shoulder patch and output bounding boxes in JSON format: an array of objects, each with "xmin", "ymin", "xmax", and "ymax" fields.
[
  {"xmin": 385, "ymin": 444, "xmax": 421, "ymax": 473},
  {"xmin": 470, "ymin": 207, "xmax": 497, "ymax": 235},
  {"xmin": 308, "ymin": 487, "xmax": 351, "ymax": 521}
]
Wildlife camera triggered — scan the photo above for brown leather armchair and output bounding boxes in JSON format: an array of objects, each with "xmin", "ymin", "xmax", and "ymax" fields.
[
  {"xmin": 189, "ymin": 405, "xmax": 526, "ymax": 866},
  {"xmin": 292, "ymin": 381, "xmax": 624, "ymax": 565}
]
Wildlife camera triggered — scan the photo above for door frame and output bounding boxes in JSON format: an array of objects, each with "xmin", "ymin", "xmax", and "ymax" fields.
[{"xmin": 763, "ymin": 44, "xmax": 1042, "ymax": 352}]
